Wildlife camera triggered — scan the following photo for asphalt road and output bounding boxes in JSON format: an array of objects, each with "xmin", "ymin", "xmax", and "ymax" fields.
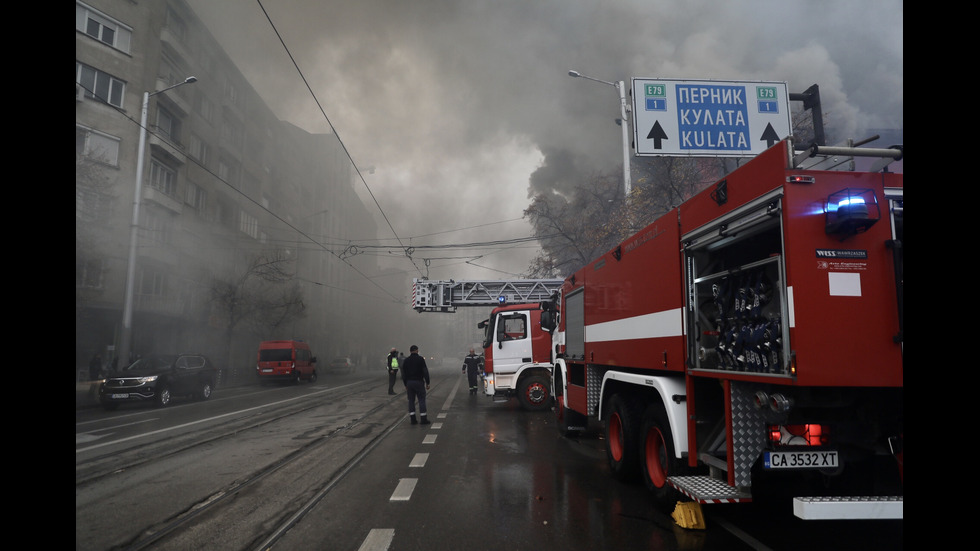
[{"xmin": 76, "ymin": 362, "xmax": 902, "ymax": 550}]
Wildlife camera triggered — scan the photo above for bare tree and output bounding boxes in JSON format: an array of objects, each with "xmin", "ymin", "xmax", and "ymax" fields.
[
  {"xmin": 75, "ymin": 154, "xmax": 116, "ymax": 304},
  {"xmin": 209, "ymin": 250, "xmax": 307, "ymax": 373},
  {"xmin": 524, "ymin": 171, "xmax": 627, "ymax": 278},
  {"xmin": 524, "ymin": 156, "xmax": 729, "ymax": 278}
]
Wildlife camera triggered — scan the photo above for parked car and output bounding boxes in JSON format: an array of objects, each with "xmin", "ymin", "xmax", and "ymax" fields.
[
  {"xmin": 99, "ymin": 353, "xmax": 219, "ymax": 410},
  {"xmin": 256, "ymin": 340, "xmax": 318, "ymax": 384},
  {"xmin": 329, "ymin": 357, "xmax": 355, "ymax": 374}
]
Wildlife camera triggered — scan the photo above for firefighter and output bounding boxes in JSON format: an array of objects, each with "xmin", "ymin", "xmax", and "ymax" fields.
[
  {"xmin": 386, "ymin": 348, "xmax": 399, "ymax": 395},
  {"xmin": 462, "ymin": 348, "xmax": 481, "ymax": 395}
]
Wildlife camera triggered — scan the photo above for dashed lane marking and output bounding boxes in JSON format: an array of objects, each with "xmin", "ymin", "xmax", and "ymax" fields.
[
  {"xmin": 357, "ymin": 528, "xmax": 394, "ymax": 551},
  {"xmin": 390, "ymin": 478, "xmax": 418, "ymax": 501}
]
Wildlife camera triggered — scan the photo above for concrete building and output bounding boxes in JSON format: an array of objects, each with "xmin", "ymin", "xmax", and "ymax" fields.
[{"xmin": 75, "ymin": 0, "xmax": 382, "ymax": 382}]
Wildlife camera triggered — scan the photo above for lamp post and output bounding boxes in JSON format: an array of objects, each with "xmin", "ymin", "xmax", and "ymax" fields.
[
  {"xmin": 118, "ymin": 76, "xmax": 197, "ymax": 368},
  {"xmin": 568, "ymin": 70, "xmax": 631, "ymax": 197}
]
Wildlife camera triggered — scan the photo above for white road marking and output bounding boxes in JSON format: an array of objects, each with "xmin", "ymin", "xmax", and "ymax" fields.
[
  {"xmin": 390, "ymin": 478, "xmax": 418, "ymax": 501},
  {"xmin": 410, "ymin": 453, "xmax": 429, "ymax": 467},
  {"xmin": 357, "ymin": 528, "xmax": 394, "ymax": 551}
]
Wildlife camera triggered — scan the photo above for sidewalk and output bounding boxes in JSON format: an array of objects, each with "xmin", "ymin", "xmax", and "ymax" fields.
[{"xmin": 76, "ymin": 380, "xmax": 101, "ymax": 409}]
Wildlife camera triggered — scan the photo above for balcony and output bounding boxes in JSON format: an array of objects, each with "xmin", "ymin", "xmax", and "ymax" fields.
[
  {"xmin": 143, "ymin": 185, "xmax": 183, "ymax": 214},
  {"xmin": 148, "ymin": 133, "xmax": 188, "ymax": 165}
]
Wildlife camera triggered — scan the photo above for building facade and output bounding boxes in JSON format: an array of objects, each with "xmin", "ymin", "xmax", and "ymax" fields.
[{"xmin": 75, "ymin": 0, "xmax": 381, "ymax": 380}]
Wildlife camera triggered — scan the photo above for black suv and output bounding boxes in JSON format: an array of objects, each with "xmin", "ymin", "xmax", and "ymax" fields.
[{"xmin": 99, "ymin": 353, "xmax": 219, "ymax": 410}]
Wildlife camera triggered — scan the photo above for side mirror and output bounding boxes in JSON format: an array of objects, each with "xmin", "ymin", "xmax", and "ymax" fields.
[{"xmin": 540, "ymin": 311, "xmax": 555, "ymax": 332}]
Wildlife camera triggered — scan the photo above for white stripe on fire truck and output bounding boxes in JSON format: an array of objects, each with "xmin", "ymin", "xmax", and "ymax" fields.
[{"xmin": 586, "ymin": 308, "xmax": 683, "ymax": 342}]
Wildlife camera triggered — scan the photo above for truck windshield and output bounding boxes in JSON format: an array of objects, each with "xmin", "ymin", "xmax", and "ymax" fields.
[
  {"xmin": 259, "ymin": 349, "xmax": 292, "ymax": 362},
  {"xmin": 482, "ymin": 318, "xmax": 492, "ymax": 349}
]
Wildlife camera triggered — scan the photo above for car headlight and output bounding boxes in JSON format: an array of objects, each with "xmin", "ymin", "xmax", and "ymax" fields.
[{"xmin": 137, "ymin": 375, "xmax": 159, "ymax": 384}]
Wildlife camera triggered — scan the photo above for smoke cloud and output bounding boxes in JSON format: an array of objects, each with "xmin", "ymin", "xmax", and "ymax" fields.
[{"xmin": 187, "ymin": 0, "xmax": 903, "ymax": 286}]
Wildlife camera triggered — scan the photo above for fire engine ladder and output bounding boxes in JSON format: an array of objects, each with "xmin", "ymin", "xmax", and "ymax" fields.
[{"xmin": 412, "ymin": 278, "xmax": 563, "ymax": 312}]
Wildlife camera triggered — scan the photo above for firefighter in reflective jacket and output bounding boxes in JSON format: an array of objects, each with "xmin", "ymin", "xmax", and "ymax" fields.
[
  {"xmin": 462, "ymin": 348, "xmax": 481, "ymax": 395},
  {"xmin": 387, "ymin": 348, "xmax": 399, "ymax": 395}
]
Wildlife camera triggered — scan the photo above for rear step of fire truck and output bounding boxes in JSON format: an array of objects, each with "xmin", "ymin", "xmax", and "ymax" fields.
[{"xmin": 668, "ymin": 453, "xmax": 903, "ymax": 520}]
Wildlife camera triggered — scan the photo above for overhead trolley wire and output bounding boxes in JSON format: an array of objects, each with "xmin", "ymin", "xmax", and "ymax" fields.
[{"xmin": 256, "ymin": 0, "xmax": 425, "ymax": 280}]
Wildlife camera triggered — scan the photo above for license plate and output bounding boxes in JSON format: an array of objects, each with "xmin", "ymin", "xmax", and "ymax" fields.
[
  {"xmin": 261, "ymin": 368, "xmax": 273, "ymax": 373},
  {"xmin": 764, "ymin": 450, "xmax": 838, "ymax": 469},
  {"xmin": 111, "ymin": 393, "xmax": 129, "ymax": 399}
]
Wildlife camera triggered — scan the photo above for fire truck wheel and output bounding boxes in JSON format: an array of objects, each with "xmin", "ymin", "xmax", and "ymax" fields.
[
  {"xmin": 605, "ymin": 394, "xmax": 643, "ymax": 482},
  {"xmin": 640, "ymin": 403, "xmax": 684, "ymax": 502},
  {"xmin": 555, "ymin": 393, "xmax": 586, "ymax": 437},
  {"xmin": 518, "ymin": 375, "xmax": 552, "ymax": 412}
]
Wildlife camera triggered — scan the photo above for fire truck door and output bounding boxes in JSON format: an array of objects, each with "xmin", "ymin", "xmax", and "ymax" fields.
[{"xmin": 493, "ymin": 310, "xmax": 533, "ymax": 375}]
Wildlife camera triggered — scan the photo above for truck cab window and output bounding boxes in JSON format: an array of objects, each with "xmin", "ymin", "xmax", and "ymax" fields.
[{"xmin": 497, "ymin": 313, "xmax": 527, "ymax": 342}]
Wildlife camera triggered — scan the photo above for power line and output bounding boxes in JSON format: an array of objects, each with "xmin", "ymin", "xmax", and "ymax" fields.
[
  {"xmin": 94, "ymin": 80, "xmax": 404, "ymax": 304},
  {"xmin": 256, "ymin": 0, "xmax": 424, "ymax": 279}
]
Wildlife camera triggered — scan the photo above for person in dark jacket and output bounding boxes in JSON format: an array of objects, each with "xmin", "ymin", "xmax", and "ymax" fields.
[
  {"xmin": 462, "ymin": 348, "xmax": 481, "ymax": 395},
  {"xmin": 386, "ymin": 348, "xmax": 399, "ymax": 395},
  {"xmin": 89, "ymin": 352, "xmax": 103, "ymax": 381},
  {"xmin": 401, "ymin": 345, "xmax": 431, "ymax": 425}
]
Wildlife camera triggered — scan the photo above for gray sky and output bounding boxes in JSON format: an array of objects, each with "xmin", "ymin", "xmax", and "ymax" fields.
[{"xmin": 186, "ymin": 0, "xmax": 903, "ymax": 293}]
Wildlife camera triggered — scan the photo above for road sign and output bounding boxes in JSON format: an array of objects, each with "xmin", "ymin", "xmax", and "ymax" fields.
[{"xmin": 631, "ymin": 79, "xmax": 792, "ymax": 157}]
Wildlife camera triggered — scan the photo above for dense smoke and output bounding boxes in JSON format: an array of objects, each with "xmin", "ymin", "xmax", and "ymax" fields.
[{"xmin": 187, "ymin": 0, "xmax": 903, "ymax": 282}]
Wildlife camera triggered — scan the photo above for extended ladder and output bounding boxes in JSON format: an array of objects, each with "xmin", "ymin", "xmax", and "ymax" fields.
[{"xmin": 412, "ymin": 278, "xmax": 563, "ymax": 312}]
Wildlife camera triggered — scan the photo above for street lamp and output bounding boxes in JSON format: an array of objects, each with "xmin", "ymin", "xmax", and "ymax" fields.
[
  {"xmin": 118, "ymin": 76, "xmax": 198, "ymax": 368},
  {"xmin": 568, "ymin": 70, "xmax": 632, "ymax": 196}
]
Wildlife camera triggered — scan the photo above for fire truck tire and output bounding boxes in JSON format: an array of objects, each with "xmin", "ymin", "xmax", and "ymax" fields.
[
  {"xmin": 605, "ymin": 394, "xmax": 643, "ymax": 482},
  {"xmin": 518, "ymin": 375, "xmax": 552, "ymax": 412},
  {"xmin": 555, "ymin": 393, "xmax": 587, "ymax": 437},
  {"xmin": 640, "ymin": 403, "xmax": 685, "ymax": 502}
]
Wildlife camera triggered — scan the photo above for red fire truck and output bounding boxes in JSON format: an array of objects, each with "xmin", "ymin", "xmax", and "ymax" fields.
[
  {"xmin": 412, "ymin": 279, "xmax": 563, "ymax": 411},
  {"xmin": 547, "ymin": 138, "xmax": 902, "ymax": 519}
]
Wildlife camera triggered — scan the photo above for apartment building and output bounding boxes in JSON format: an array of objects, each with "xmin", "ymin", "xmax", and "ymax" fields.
[{"xmin": 75, "ymin": 0, "xmax": 381, "ymax": 379}]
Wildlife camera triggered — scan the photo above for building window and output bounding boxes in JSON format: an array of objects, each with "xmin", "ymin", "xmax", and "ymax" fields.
[
  {"xmin": 240, "ymin": 210, "xmax": 259, "ymax": 239},
  {"xmin": 143, "ymin": 209, "xmax": 174, "ymax": 245},
  {"xmin": 76, "ymin": 256, "xmax": 105, "ymax": 289},
  {"xmin": 165, "ymin": 6, "xmax": 187, "ymax": 41},
  {"xmin": 76, "ymin": 2, "xmax": 132, "ymax": 53},
  {"xmin": 156, "ymin": 106, "xmax": 178, "ymax": 142},
  {"xmin": 76, "ymin": 62, "xmax": 125, "ymax": 107},
  {"xmin": 75, "ymin": 125, "xmax": 120, "ymax": 166},
  {"xmin": 186, "ymin": 182, "xmax": 207, "ymax": 211},
  {"xmin": 138, "ymin": 267, "xmax": 166, "ymax": 297},
  {"xmin": 187, "ymin": 134, "xmax": 210, "ymax": 166},
  {"xmin": 220, "ymin": 115, "xmax": 243, "ymax": 151},
  {"xmin": 196, "ymin": 95, "xmax": 214, "ymax": 124},
  {"xmin": 149, "ymin": 159, "xmax": 177, "ymax": 197}
]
